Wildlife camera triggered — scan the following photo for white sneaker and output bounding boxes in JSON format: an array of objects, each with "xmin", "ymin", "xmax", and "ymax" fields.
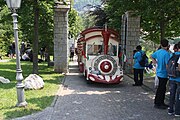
[
  {"xmin": 168, "ymin": 112, "xmax": 174, "ymax": 116},
  {"xmin": 175, "ymin": 114, "xmax": 180, "ymax": 117}
]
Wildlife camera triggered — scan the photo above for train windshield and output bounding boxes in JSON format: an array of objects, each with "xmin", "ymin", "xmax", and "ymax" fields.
[
  {"xmin": 87, "ymin": 44, "xmax": 117, "ymax": 56},
  {"xmin": 108, "ymin": 44, "xmax": 117, "ymax": 56},
  {"xmin": 87, "ymin": 44, "xmax": 102, "ymax": 55}
]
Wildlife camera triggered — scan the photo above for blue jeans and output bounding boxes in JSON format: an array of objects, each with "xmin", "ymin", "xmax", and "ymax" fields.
[
  {"xmin": 169, "ymin": 80, "xmax": 177, "ymax": 112},
  {"xmin": 175, "ymin": 82, "xmax": 180, "ymax": 115}
]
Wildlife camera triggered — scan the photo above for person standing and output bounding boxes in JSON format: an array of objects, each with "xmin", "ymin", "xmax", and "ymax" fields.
[
  {"xmin": 20, "ymin": 42, "xmax": 26, "ymax": 57},
  {"xmin": 8, "ymin": 45, "xmax": 13, "ymax": 59},
  {"xmin": 40, "ymin": 47, "xmax": 45, "ymax": 60},
  {"xmin": 11, "ymin": 41, "xmax": 15, "ymax": 58},
  {"xmin": 168, "ymin": 42, "xmax": 180, "ymax": 116},
  {"xmin": 173, "ymin": 43, "xmax": 178, "ymax": 52},
  {"xmin": 70, "ymin": 45, "xmax": 74, "ymax": 61},
  {"xmin": 150, "ymin": 39, "xmax": 170, "ymax": 109},
  {"xmin": 133, "ymin": 45, "xmax": 145, "ymax": 86}
]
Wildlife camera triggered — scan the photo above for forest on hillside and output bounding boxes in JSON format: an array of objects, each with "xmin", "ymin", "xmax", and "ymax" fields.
[{"xmin": 74, "ymin": 0, "xmax": 101, "ymax": 12}]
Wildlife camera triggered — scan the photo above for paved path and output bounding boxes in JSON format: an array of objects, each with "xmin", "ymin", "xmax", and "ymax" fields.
[{"xmin": 13, "ymin": 59, "xmax": 176, "ymax": 120}]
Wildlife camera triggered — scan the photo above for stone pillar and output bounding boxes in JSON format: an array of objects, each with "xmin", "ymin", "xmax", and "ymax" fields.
[
  {"xmin": 121, "ymin": 11, "xmax": 140, "ymax": 74},
  {"xmin": 54, "ymin": 1, "xmax": 70, "ymax": 73}
]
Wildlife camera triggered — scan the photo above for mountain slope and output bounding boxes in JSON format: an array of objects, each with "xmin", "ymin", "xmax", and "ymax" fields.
[{"xmin": 74, "ymin": 0, "xmax": 101, "ymax": 13}]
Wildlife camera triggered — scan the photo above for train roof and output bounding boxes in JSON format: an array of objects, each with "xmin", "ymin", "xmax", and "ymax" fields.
[
  {"xmin": 81, "ymin": 27, "xmax": 119, "ymax": 36},
  {"xmin": 78, "ymin": 27, "xmax": 120, "ymax": 43}
]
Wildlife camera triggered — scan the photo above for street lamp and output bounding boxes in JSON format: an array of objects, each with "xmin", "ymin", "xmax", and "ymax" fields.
[{"xmin": 5, "ymin": 0, "xmax": 27, "ymax": 107}]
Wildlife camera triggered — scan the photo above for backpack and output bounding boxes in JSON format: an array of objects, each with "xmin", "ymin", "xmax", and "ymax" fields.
[
  {"xmin": 167, "ymin": 53, "xmax": 180, "ymax": 77},
  {"xmin": 139, "ymin": 52, "xmax": 148, "ymax": 67}
]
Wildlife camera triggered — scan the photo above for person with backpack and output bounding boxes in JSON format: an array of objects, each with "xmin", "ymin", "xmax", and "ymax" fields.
[
  {"xmin": 168, "ymin": 42, "xmax": 180, "ymax": 116},
  {"xmin": 150, "ymin": 39, "xmax": 170, "ymax": 109},
  {"xmin": 133, "ymin": 45, "xmax": 146, "ymax": 86}
]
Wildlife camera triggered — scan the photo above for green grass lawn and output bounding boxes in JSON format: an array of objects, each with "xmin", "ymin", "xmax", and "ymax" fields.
[{"xmin": 0, "ymin": 59, "xmax": 63, "ymax": 119}]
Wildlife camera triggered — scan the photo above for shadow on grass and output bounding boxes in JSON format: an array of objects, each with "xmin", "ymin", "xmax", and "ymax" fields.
[
  {"xmin": 0, "ymin": 82, "xmax": 16, "ymax": 89},
  {"xmin": 39, "ymin": 71, "xmax": 56, "ymax": 74},
  {"xmin": 0, "ymin": 63, "xmax": 33, "ymax": 81},
  {"xmin": 4, "ymin": 95, "xmax": 55, "ymax": 119},
  {"xmin": 0, "ymin": 64, "xmax": 16, "ymax": 70},
  {"xmin": 43, "ymin": 76, "xmax": 63, "ymax": 85},
  {"xmin": 0, "ymin": 64, "xmax": 16, "ymax": 81},
  {"xmin": 27, "ymin": 95, "xmax": 55, "ymax": 110}
]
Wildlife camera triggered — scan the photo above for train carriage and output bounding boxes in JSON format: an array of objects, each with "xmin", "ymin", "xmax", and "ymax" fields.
[{"xmin": 77, "ymin": 27, "xmax": 123, "ymax": 84}]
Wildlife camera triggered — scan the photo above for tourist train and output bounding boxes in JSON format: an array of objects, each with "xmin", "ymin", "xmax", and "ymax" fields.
[{"xmin": 77, "ymin": 27, "xmax": 123, "ymax": 84}]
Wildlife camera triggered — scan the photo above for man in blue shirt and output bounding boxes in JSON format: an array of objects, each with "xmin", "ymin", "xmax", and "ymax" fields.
[
  {"xmin": 168, "ymin": 42, "xmax": 180, "ymax": 116},
  {"xmin": 150, "ymin": 39, "xmax": 170, "ymax": 109},
  {"xmin": 133, "ymin": 45, "xmax": 145, "ymax": 86}
]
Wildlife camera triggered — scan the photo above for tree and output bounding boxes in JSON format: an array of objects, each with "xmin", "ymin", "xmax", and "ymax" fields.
[
  {"xmin": 19, "ymin": 0, "xmax": 41, "ymax": 74},
  {"xmin": 86, "ymin": 4, "xmax": 108, "ymax": 27},
  {"xmin": 19, "ymin": 0, "xmax": 54, "ymax": 73},
  {"xmin": 139, "ymin": 0, "xmax": 180, "ymax": 42},
  {"xmin": 81, "ymin": 13, "xmax": 96, "ymax": 29},
  {"xmin": 68, "ymin": 8, "xmax": 84, "ymax": 38},
  {"xmin": 0, "ymin": 1, "xmax": 54, "ymax": 74},
  {"xmin": 0, "ymin": 1, "xmax": 82, "ymax": 72},
  {"xmin": 105, "ymin": 0, "xmax": 180, "ymax": 43},
  {"xmin": 32, "ymin": 0, "xmax": 39, "ymax": 74},
  {"xmin": 0, "ymin": 6, "xmax": 13, "ymax": 56}
]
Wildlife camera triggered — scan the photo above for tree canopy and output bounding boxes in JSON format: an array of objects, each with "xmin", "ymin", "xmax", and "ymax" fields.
[
  {"xmin": 105, "ymin": 0, "xmax": 180, "ymax": 43},
  {"xmin": 87, "ymin": 0, "xmax": 180, "ymax": 43},
  {"xmin": 69, "ymin": 7, "xmax": 84, "ymax": 38},
  {"xmin": 0, "ymin": 0, "xmax": 83, "ymax": 73}
]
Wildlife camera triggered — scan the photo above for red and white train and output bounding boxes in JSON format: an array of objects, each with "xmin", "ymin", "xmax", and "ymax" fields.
[{"xmin": 77, "ymin": 27, "xmax": 123, "ymax": 84}]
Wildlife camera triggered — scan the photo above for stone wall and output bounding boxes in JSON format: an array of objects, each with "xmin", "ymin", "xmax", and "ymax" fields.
[{"xmin": 121, "ymin": 11, "xmax": 140, "ymax": 74}]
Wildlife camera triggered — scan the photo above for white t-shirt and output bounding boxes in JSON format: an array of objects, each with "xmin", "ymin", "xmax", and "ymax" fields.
[
  {"xmin": 22, "ymin": 53, "xmax": 29, "ymax": 60},
  {"xmin": 178, "ymin": 57, "xmax": 180, "ymax": 64}
]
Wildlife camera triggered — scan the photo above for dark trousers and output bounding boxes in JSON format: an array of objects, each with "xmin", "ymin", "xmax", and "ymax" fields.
[
  {"xmin": 133, "ymin": 68, "xmax": 144, "ymax": 85},
  {"xmin": 154, "ymin": 77, "xmax": 168, "ymax": 105},
  {"xmin": 175, "ymin": 83, "xmax": 180, "ymax": 115},
  {"xmin": 169, "ymin": 80, "xmax": 177, "ymax": 112}
]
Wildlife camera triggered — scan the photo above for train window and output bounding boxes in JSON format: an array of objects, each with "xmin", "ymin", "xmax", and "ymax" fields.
[
  {"xmin": 87, "ymin": 44, "xmax": 103, "ymax": 55},
  {"xmin": 87, "ymin": 44, "xmax": 117, "ymax": 56},
  {"xmin": 87, "ymin": 44, "xmax": 93, "ymax": 55},
  {"xmin": 108, "ymin": 44, "xmax": 117, "ymax": 56}
]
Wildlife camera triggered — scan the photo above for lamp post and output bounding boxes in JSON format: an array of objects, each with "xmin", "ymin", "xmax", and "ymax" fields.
[{"xmin": 5, "ymin": 0, "xmax": 27, "ymax": 107}]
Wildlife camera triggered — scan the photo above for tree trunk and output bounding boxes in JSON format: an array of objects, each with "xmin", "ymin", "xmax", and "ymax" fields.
[
  {"xmin": 159, "ymin": 12, "xmax": 166, "ymax": 41},
  {"xmin": 45, "ymin": 46, "xmax": 51, "ymax": 67},
  {"xmin": 33, "ymin": 0, "xmax": 39, "ymax": 74}
]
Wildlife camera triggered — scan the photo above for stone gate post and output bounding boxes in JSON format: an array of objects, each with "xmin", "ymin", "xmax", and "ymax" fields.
[
  {"xmin": 54, "ymin": 1, "xmax": 70, "ymax": 73},
  {"xmin": 121, "ymin": 11, "xmax": 140, "ymax": 74}
]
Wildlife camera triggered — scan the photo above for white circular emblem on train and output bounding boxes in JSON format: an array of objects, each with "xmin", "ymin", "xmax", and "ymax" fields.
[
  {"xmin": 98, "ymin": 59, "xmax": 113, "ymax": 75},
  {"xmin": 93, "ymin": 55, "xmax": 117, "ymax": 76}
]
